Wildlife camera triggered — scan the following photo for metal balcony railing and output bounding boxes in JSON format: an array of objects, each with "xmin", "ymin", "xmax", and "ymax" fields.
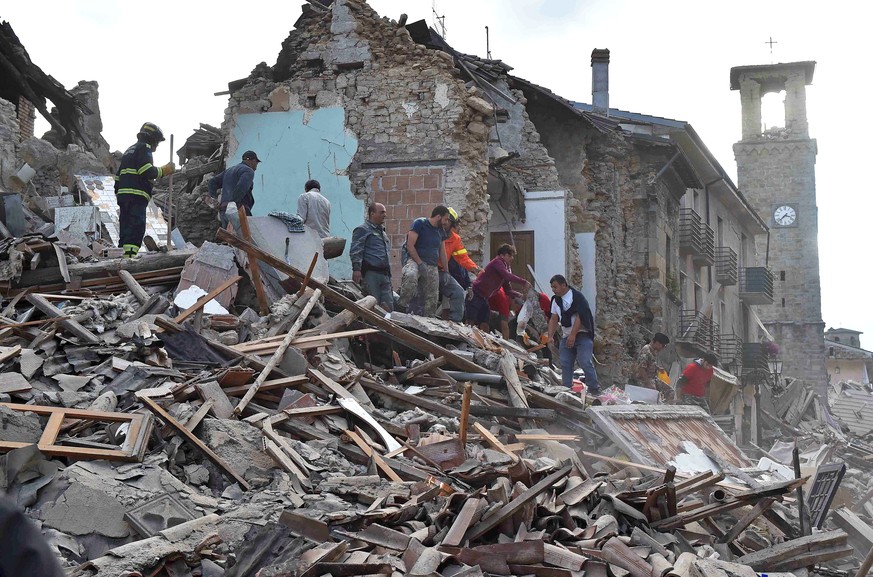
[
  {"xmin": 679, "ymin": 208, "xmax": 715, "ymax": 266},
  {"xmin": 719, "ymin": 333, "xmax": 744, "ymax": 365},
  {"xmin": 741, "ymin": 342, "xmax": 770, "ymax": 372},
  {"xmin": 738, "ymin": 267, "xmax": 774, "ymax": 305},
  {"xmin": 678, "ymin": 310, "xmax": 720, "ymax": 354},
  {"xmin": 714, "ymin": 246, "xmax": 738, "ymax": 286}
]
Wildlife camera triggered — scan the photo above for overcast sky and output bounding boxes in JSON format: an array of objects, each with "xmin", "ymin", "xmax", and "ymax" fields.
[{"xmin": 2, "ymin": 1, "xmax": 868, "ymax": 346}]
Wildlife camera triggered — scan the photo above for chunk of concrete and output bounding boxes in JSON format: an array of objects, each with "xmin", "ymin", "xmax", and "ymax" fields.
[
  {"xmin": 40, "ymin": 483, "xmax": 130, "ymax": 538},
  {"xmin": 125, "ymin": 492, "xmax": 198, "ymax": 538},
  {"xmin": 198, "ymin": 419, "xmax": 276, "ymax": 483},
  {"xmin": 0, "ymin": 405, "xmax": 43, "ymax": 443}
]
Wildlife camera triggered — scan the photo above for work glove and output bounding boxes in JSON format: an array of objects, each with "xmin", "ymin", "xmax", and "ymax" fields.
[
  {"xmin": 438, "ymin": 270, "xmax": 449, "ymax": 284},
  {"xmin": 160, "ymin": 162, "xmax": 176, "ymax": 176},
  {"xmin": 417, "ymin": 262, "xmax": 429, "ymax": 273}
]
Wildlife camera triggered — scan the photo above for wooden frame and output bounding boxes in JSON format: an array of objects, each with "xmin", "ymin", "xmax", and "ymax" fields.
[{"xmin": 0, "ymin": 402, "xmax": 152, "ymax": 462}]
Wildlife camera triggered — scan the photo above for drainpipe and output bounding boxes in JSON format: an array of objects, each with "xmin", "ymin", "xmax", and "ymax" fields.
[{"xmin": 591, "ymin": 49, "xmax": 610, "ymax": 116}]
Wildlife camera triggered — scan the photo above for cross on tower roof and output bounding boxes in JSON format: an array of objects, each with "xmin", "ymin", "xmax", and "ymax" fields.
[{"xmin": 765, "ymin": 36, "xmax": 778, "ymax": 54}]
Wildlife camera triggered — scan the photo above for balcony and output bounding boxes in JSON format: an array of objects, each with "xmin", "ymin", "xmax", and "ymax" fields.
[
  {"xmin": 714, "ymin": 247, "xmax": 738, "ymax": 286},
  {"xmin": 738, "ymin": 267, "xmax": 774, "ymax": 305},
  {"xmin": 677, "ymin": 310, "xmax": 720, "ymax": 355},
  {"xmin": 719, "ymin": 333, "xmax": 744, "ymax": 366},
  {"xmin": 679, "ymin": 208, "xmax": 715, "ymax": 266}
]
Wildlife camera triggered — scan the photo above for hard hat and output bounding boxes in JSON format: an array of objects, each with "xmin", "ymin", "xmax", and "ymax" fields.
[
  {"xmin": 137, "ymin": 122, "xmax": 165, "ymax": 142},
  {"xmin": 447, "ymin": 207, "xmax": 458, "ymax": 222}
]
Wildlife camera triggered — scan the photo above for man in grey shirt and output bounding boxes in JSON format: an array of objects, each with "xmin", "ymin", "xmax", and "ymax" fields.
[
  {"xmin": 297, "ymin": 179, "xmax": 331, "ymax": 238},
  {"xmin": 350, "ymin": 202, "xmax": 393, "ymax": 311}
]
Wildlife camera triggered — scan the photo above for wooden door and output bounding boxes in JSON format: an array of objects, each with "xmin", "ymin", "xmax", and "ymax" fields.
[{"xmin": 490, "ymin": 231, "xmax": 534, "ymax": 285}]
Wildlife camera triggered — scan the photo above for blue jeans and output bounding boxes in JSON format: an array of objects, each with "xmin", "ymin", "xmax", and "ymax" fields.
[
  {"xmin": 560, "ymin": 335, "xmax": 599, "ymax": 391},
  {"xmin": 362, "ymin": 270, "xmax": 394, "ymax": 312}
]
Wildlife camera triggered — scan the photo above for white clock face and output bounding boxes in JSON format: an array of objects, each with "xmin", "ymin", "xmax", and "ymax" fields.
[{"xmin": 774, "ymin": 205, "xmax": 796, "ymax": 226}]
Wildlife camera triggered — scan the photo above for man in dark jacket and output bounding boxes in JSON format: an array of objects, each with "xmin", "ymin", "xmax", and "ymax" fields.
[
  {"xmin": 350, "ymin": 202, "xmax": 393, "ymax": 311},
  {"xmin": 545, "ymin": 274, "xmax": 600, "ymax": 393},
  {"xmin": 208, "ymin": 150, "xmax": 261, "ymax": 229},
  {"xmin": 114, "ymin": 122, "xmax": 174, "ymax": 257},
  {"xmin": 0, "ymin": 495, "xmax": 66, "ymax": 576}
]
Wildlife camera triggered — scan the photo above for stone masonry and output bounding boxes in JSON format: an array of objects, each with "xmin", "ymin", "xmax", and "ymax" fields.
[
  {"xmin": 732, "ymin": 61, "xmax": 828, "ymax": 388},
  {"xmin": 218, "ymin": 0, "xmax": 490, "ymax": 281}
]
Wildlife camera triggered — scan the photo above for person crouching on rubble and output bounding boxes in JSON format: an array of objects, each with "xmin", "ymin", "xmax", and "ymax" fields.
[
  {"xmin": 631, "ymin": 332, "xmax": 674, "ymax": 399},
  {"xmin": 208, "ymin": 150, "xmax": 261, "ymax": 230},
  {"xmin": 115, "ymin": 122, "xmax": 174, "ymax": 257},
  {"xmin": 675, "ymin": 352, "xmax": 718, "ymax": 411}
]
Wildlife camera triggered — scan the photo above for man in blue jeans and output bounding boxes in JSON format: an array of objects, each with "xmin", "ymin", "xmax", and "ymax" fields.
[{"xmin": 545, "ymin": 274, "xmax": 600, "ymax": 394}]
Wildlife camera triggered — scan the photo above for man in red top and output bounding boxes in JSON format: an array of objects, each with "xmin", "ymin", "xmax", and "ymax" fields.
[
  {"xmin": 675, "ymin": 352, "xmax": 718, "ymax": 411},
  {"xmin": 465, "ymin": 244, "xmax": 529, "ymax": 331}
]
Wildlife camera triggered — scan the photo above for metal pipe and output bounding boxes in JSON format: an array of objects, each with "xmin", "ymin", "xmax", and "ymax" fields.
[
  {"xmin": 443, "ymin": 370, "xmax": 504, "ymax": 384},
  {"xmin": 709, "ymin": 489, "xmax": 727, "ymax": 503}
]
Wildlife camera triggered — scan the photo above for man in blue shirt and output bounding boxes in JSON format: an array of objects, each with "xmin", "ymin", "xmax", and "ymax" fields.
[
  {"xmin": 350, "ymin": 202, "xmax": 393, "ymax": 311},
  {"xmin": 208, "ymin": 150, "xmax": 261, "ymax": 229},
  {"xmin": 398, "ymin": 205, "xmax": 451, "ymax": 317}
]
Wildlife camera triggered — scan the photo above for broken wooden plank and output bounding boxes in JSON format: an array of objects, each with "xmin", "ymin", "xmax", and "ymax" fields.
[
  {"xmin": 460, "ymin": 382, "xmax": 472, "ymax": 446},
  {"xmin": 183, "ymin": 399, "xmax": 214, "ymax": 431},
  {"xmin": 233, "ymin": 328, "xmax": 380, "ymax": 354},
  {"xmin": 463, "ymin": 463, "xmax": 572, "ymax": 542},
  {"xmin": 117, "ymin": 269, "xmax": 150, "ymax": 304},
  {"xmin": 717, "ymin": 497, "xmax": 776, "ymax": 544},
  {"xmin": 442, "ymin": 497, "xmax": 483, "ymax": 547},
  {"xmin": 473, "ymin": 422, "xmax": 519, "ymax": 463},
  {"xmin": 25, "ymin": 294, "xmax": 98, "ymax": 343},
  {"xmin": 136, "ymin": 393, "xmax": 250, "ymax": 490},
  {"xmin": 234, "ymin": 288, "xmax": 322, "ymax": 415},
  {"xmin": 736, "ymin": 529, "xmax": 849, "ymax": 571},
  {"xmin": 469, "ymin": 405, "xmax": 557, "ymax": 419},
  {"xmin": 401, "ymin": 356, "xmax": 447, "ymax": 382},
  {"xmin": 216, "ymin": 228, "xmax": 491, "ymax": 374},
  {"xmin": 343, "ymin": 429, "xmax": 402, "ymax": 482},
  {"xmin": 174, "ymin": 274, "xmax": 242, "ymax": 324},
  {"xmin": 279, "ymin": 509, "xmax": 330, "ymax": 542},
  {"xmin": 237, "ymin": 206, "xmax": 269, "ymax": 315}
]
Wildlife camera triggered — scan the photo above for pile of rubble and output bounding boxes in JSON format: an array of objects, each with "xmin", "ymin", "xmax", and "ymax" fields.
[{"xmin": 0, "ymin": 220, "xmax": 869, "ymax": 576}]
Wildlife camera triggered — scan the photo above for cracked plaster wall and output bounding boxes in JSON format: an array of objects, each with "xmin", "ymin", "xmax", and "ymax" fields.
[{"xmin": 220, "ymin": 0, "xmax": 489, "ymax": 275}]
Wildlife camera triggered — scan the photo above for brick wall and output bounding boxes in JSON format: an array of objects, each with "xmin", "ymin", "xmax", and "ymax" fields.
[
  {"xmin": 17, "ymin": 96, "xmax": 35, "ymax": 140},
  {"xmin": 370, "ymin": 166, "xmax": 445, "ymax": 284}
]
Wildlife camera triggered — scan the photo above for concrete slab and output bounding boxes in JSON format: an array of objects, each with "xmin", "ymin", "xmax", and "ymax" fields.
[
  {"xmin": 41, "ymin": 483, "xmax": 130, "ymax": 538},
  {"xmin": 245, "ymin": 216, "xmax": 330, "ymax": 284}
]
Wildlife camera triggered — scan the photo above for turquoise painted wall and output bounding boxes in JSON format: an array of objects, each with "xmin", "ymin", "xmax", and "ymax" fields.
[{"xmin": 232, "ymin": 108, "xmax": 360, "ymax": 278}]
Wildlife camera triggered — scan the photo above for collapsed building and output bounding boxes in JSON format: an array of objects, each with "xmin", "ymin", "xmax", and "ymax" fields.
[{"xmin": 1, "ymin": 1, "xmax": 873, "ymax": 576}]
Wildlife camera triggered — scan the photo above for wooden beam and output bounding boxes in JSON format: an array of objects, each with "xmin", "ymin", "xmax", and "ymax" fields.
[
  {"xmin": 117, "ymin": 269, "xmax": 150, "ymax": 304},
  {"xmin": 215, "ymin": 228, "xmax": 490, "ymax": 374},
  {"xmin": 460, "ymin": 383, "xmax": 472, "ymax": 446},
  {"xmin": 234, "ymin": 289, "xmax": 322, "ymax": 415},
  {"xmin": 343, "ymin": 429, "xmax": 403, "ymax": 482},
  {"xmin": 237, "ymin": 207, "xmax": 269, "ymax": 315},
  {"xmin": 137, "ymin": 393, "xmax": 250, "ymax": 490},
  {"xmin": 469, "ymin": 405, "xmax": 557, "ymax": 419},
  {"xmin": 718, "ymin": 497, "xmax": 776, "ymax": 544},
  {"xmin": 400, "ymin": 356, "xmax": 447, "ymax": 382},
  {"xmin": 298, "ymin": 253, "xmax": 319, "ymax": 297},
  {"xmin": 174, "ymin": 275, "xmax": 242, "ymax": 324},
  {"xmin": 25, "ymin": 294, "xmax": 98, "ymax": 343}
]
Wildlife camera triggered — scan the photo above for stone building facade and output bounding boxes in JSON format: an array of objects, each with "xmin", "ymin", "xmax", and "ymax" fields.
[
  {"xmin": 731, "ymin": 62, "xmax": 828, "ymax": 389},
  {"xmin": 211, "ymin": 2, "xmax": 777, "ymax": 386},
  {"xmin": 217, "ymin": 0, "xmax": 491, "ymax": 279}
]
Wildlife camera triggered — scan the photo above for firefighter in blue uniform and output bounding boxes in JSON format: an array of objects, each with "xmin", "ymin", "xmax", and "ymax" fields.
[{"xmin": 114, "ymin": 122, "xmax": 175, "ymax": 257}]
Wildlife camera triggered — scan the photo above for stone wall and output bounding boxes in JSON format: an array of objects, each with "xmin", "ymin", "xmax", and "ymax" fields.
[{"xmin": 215, "ymin": 0, "xmax": 490, "ymax": 275}]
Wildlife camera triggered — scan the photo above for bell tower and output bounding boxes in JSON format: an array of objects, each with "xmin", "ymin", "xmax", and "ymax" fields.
[{"xmin": 731, "ymin": 61, "xmax": 827, "ymax": 388}]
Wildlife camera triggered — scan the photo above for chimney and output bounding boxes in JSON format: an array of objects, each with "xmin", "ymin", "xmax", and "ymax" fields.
[{"xmin": 591, "ymin": 48, "xmax": 610, "ymax": 116}]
